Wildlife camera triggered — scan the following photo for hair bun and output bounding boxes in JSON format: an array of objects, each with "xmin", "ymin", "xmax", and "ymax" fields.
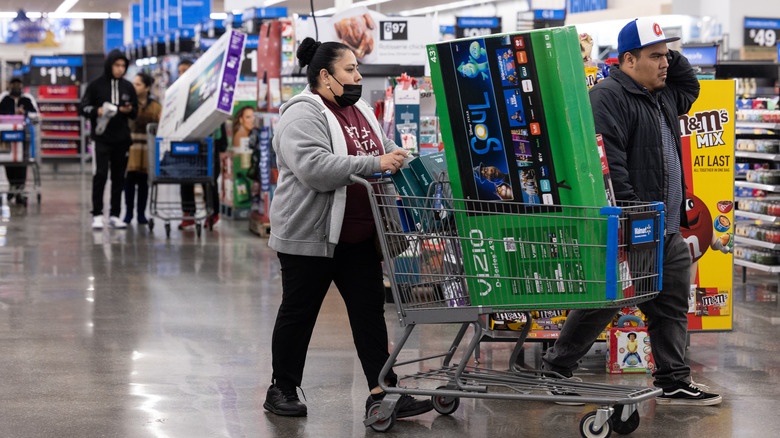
[{"xmin": 296, "ymin": 37, "xmax": 321, "ymax": 68}]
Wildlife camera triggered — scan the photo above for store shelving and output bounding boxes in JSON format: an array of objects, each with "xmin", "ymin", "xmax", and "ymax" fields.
[
  {"xmin": 735, "ymin": 210, "xmax": 780, "ymax": 222},
  {"xmin": 735, "ymin": 180, "xmax": 780, "ymax": 192},
  {"xmin": 736, "ymin": 151, "xmax": 780, "ymax": 161}
]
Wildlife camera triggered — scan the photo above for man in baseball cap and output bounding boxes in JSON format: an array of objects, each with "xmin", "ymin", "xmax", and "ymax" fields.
[{"xmin": 542, "ymin": 18, "xmax": 723, "ymax": 407}]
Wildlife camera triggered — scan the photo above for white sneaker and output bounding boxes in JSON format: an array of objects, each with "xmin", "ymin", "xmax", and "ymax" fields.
[
  {"xmin": 108, "ymin": 216, "xmax": 127, "ymax": 229},
  {"xmin": 92, "ymin": 215, "xmax": 104, "ymax": 229}
]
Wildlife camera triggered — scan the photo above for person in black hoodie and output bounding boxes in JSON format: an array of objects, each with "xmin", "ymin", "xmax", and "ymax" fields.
[
  {"xmin": 80, "ymin": 49, "xmax": 138, "ymax": 230},
  {"xmin": 0, "ymin": 77, "xmax": 38, "ymax": 205}
]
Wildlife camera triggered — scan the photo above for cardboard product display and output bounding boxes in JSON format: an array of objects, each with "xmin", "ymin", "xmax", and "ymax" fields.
[
  {"xmin": 606, "ymin": 326, "xmax": 655, "ymax": 374},
  {"xmin": 256, "ymin": 20, "xmax": 282, "ymax": 113},
  {"xmin": 157, "ymin": 30, "xmax": 247, "ymax": 141},
  {"xmin": 427, "ymin": 26, "xmax": 616, "ymax": 308},
  {"xmin": 221, "ymin": 151, "xmax": 253, "ymax": 208}
]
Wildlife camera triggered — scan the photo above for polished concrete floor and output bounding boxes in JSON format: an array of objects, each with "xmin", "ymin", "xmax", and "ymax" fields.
[{"xmin": 1, "ymin": 173, "xmax": 779, "ymax": 437}]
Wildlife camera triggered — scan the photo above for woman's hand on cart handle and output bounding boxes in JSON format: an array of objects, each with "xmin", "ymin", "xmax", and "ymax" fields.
[{"xmin": 380, "ymin": 150, "xmax": 408, "ymax": 175}]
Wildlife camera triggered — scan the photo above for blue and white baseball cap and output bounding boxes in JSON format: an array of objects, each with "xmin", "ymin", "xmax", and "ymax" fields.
[{"xmin": 617, "ymin": 18, "xmax": 680, "ymax": 54}]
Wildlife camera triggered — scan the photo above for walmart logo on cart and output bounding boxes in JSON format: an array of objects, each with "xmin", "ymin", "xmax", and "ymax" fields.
[{"xmin": 632, "ymin": 220, "xmax": 654, "ymax": 244}]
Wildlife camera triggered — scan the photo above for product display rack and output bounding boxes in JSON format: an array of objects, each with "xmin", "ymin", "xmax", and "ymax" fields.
[{"xmin": 734, "ymin": 106, "xmax": 780, "ymax": 281}]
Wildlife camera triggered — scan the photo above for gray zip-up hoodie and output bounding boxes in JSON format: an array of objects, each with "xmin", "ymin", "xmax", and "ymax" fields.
[{"xmin": 268, "ymin": 87, "xmax": 400, "ymax": 257}]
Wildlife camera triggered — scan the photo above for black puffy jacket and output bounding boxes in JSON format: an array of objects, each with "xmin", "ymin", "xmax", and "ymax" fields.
[
  {"xmin": 589, "ymin": 50, "xmax": 700, "ymax": 228},
  {"xmin": 79, "ymin": 49, "xmax": 138, "ymax": 146}
]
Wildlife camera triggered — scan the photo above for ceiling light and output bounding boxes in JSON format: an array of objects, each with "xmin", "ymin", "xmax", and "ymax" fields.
[
  {"xmin": 314, "ymin": 0, "xmax": 391, "ymax": 16},
  {"xmin": 210, "ymin": 12, "xmax": 228, "ymax": 20},
  {"xmin": 264, "ymin": 0, "xmax": 287, "ymax": 6},
  {"xmin": 400, "ymin": 0, "xmax": 498, "ymax": 16},
  {"xmin": 54, "ymin": 0, "xmax": 80, "ymax": 14}
]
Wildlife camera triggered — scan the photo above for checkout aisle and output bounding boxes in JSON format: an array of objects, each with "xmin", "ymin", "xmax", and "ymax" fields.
[{"xmin": 0, "ymin": 173, "xmax": 779, "ymax": 437}]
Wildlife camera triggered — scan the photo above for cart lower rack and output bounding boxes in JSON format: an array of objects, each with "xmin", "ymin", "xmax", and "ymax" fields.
[{"xmin": 354, "ymin": 175, "xmax": 665, "ymax": 437}]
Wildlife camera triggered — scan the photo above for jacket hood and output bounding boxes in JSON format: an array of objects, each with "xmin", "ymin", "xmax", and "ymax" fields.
[{"xmin": 104, "ymin": 49, "xmax": 129, "ymax": 79}]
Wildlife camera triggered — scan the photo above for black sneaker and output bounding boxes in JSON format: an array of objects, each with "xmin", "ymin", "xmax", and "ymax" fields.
[
  {"xmin": 366, "ymin": 392, "xmax": 433, "ymax": 419},
  {"xmin": 546, "ymin": 375, "xmax": 585, "ymax": 406},
  {"xmin": 263, "ymin": 385, "xmax": 307, "ymax": 417},
  {"xmin": 656, "ymin": 380, "xmax": 722, "ymax": 406}
]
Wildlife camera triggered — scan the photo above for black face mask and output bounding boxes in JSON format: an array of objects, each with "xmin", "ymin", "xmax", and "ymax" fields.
[
  {"xmin": 329, "ymin": 75, "xmax": 362, "ymax": 107},
  {"xmin": 10, "ymin": 87, "xmax": 22, "ymax": 97}
]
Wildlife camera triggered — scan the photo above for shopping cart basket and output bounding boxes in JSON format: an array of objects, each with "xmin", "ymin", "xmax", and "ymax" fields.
[
  {"xmin": 354, "ymin": 175, "xmax": 665, "ymax": 436},
  {"xmin": 146, "ymin": 123, "xmax": 216, "ymax": 238}
]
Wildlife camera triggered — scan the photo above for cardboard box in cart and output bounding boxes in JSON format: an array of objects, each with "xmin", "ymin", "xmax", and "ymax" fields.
[
  {"xmin": 0, "ymin": 124, "xmax": 25, "ymax": 163},
  {"xmin": 427, "ymin": 26, "xmax": 620, "ymax": 308}
]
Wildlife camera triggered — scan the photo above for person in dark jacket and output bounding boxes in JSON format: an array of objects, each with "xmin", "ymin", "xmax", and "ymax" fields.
[
  {"xmin": 0, "ymin": 77, "xmax": 38, "ymax": 204},
  {"xmin": 542, "ymin": 18, "xmax": 722, "ymax": 406},
  {"xmin": 80, "ymin": 49, "xmax": 138, "ymax": 230}
]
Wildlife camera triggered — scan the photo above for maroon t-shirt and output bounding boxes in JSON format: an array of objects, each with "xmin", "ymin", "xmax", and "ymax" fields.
[{"xmin": 317, "ymin": 91, "xmax": 384, "ymax": 243}]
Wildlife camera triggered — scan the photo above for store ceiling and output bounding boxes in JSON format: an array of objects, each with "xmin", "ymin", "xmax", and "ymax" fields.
[{"xmin": 1, "ymin": 0, "xmax": 453, "ymax": 17}]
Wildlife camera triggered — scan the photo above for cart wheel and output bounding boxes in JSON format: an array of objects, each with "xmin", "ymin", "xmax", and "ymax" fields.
[
  {"xmin": 196, "ymin": 223, "xmax": 202, "ymax": 238},
  {"xmin": 366, "ymin": 401, "xmax": 396, "ymax": 433},
  {"xmin": 148, "ymin": 218, "xmax": 155, "ymax": 231},
  {"xmin": 164, "ymin": 223, "xmax": 171, "ymax": 238},
  {"xmin": 432, "ymin": 386, "xmax": 460, "ymax": 415},
  {"xmin": 610, "ymin": 405, "xmax": 640, "ymax": 435},
  {"xmin": 580, "ymin": 412, "xmax": 612, "ymax": 438}
]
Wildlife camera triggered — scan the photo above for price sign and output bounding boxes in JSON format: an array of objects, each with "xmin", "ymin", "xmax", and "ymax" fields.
[
  {"xmin": 744, "ymin": 17, "xmax": 780, "ymax": 47},
  {"xmin": 29, "ymin": 56, "xmax": 83, "ymax": 86},
  {"xmin": 455, "ymin": 17, "xmax": 501, "ymax": 39},
  {"xmin": 380, "ymin": 21, "xmax": 408, "ymax": 41},
  {"xmin": 241, "ymin": 35, "xmax": 259, "ymax": 78}
]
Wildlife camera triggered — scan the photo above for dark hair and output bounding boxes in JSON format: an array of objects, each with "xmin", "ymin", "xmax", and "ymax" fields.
[
  {"xmin": 179, "ymin": 57, "xmax": 194, "ymax": 67},
  {"xmin": 136, "ymin": 72, "xmax": 155, "ymax": 89},
  {"xmin": 618, "ymin": 48, "xmax": 642, "ymax": 65},
  {"xmin": 233, "ymin": 105, "xmax": 254, "ymax": 131},
  {"xmin": 628, "ymin": 332, "xmax": 637, "ymax": 338},
  {"xmin": 10, "ymin": 77, "xmax": 22, "ymax": 85},
  {"xmin": 296, "ymin": 37, "xmax": 351, "ymax": 88}
]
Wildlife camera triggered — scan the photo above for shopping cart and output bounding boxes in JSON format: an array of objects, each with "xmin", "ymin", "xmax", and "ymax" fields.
[
  {"xmin": 355, "ymin": 175, "xmax": 665, "ymax": 437},
  {"xmin": 0, "ymin": 114, "xmax": 42, "ymax": 206},
  {"xmin": 146, "ymin": 123, "xmax": 216, "ymax": 238}
]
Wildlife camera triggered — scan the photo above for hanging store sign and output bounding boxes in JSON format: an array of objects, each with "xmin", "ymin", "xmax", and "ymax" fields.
[
  {"xmin": 104, "ymin": 19, "xmax": 125, "ymax": 54},
  {"xmin": 455, "ymin": 17, "xmax": 502, "ymax": 38},
  {"xmin": 131, "ymin": 4, "xmax": 142, "ymax": 41},
  {"xmin": 29, "ymin": 55, "xmax": 82, "ymax": 86},
  {"xmin": 744, "ymin": 17, "xmax": 780, "ymax": 47},
  {"xmin": 567, "ymin": 0, "xmax": 607, "ymax": 13}
]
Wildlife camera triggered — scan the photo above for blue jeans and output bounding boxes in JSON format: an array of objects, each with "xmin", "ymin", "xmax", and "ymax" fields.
[{"xmin": 542, "ymin": 233, "xmax": 691, "ymax": 389}]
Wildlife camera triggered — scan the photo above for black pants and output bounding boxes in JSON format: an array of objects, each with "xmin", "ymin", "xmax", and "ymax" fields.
[
  {"xmin": 92, "ymin": 142, "xmax": 128, "ymax": 217},
  {"xmin": 271, "ymin": 239, "xmax": 398, "ymax": 390},
  {"xmin": 180, "ymin": 152, "xmax": 220, "ymax": 215},
  {"xmin": 5, "ymin": 167, "xmax": 26, "ymax": 190}
]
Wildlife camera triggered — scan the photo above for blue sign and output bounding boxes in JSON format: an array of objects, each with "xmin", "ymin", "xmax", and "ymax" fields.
[
  {"xmin": 245, "ymin": 34, "xmax": 258, "ymax": 48},
  {"xmin": 534, "ymin": 9, "xmax": 565, "ymax": 20},
  {"xmin": 457, "ymin": 17, "xmax": 500, "ymax": 28},
  {"xmin": 243, "ymin": 7, "xmax": 287, "ymax": 20},
  {"xmin": 142, "ymin": 0, "xmax": 150, "ymax": 37},
  {"xmin": 744, "ymin": 18, "xmax": 780, "ymax": 29},
  {"xmin": 172, "ymin": 142, "xmax": 200, "ymax": 155},
  {"xmin": 440, "ymin": 25, "xmax": 454, "ymax": 35},
  {"xmin": 166, "ymin": 0, "xmax": 179, "ymax": 31},
  {"xmin": 30, "ymin": 56, "xmax": 83, "ymax": 67},
  {"xmin": 1, "ymin": 131, "xmax": 24, "ymax": 142},
  {"xmin": 568, "ymin": 0, "xmax": 607, "ymax": 13},
  {"xmin": 104, "ymin": 19, "xmax": 125, "ymax": 54},
  {"xmin": 181, "ymin": 0, "xmax": 212, "ymax": 28},
  {"xmin": 681, "ymin": 46, "xmax": 718, "ymax": 65},
  {"xmin": 131, "ymin": 4, "xmax": 142, "ymax": 40},
  {"xmin": 631, "ymin": 219, "xmax": 655, "ymax": 245}
]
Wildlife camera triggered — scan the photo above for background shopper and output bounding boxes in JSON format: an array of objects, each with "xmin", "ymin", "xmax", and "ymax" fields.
[
  {"xmin": 0, "ymin": 77, "xmax": 39, "ymax": 205},
  {"xmin": 124, "ymin": 72, "xmax": 161, "ymax": 225},
  {"xmin": 80, "ymin": 49, "xmax": 138, "ymax": 229}
]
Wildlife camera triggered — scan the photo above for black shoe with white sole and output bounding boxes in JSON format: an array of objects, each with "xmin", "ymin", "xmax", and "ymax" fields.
[{"xmin": 656, "ymin": 380, "xmax": 722, "ymax": 406}]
